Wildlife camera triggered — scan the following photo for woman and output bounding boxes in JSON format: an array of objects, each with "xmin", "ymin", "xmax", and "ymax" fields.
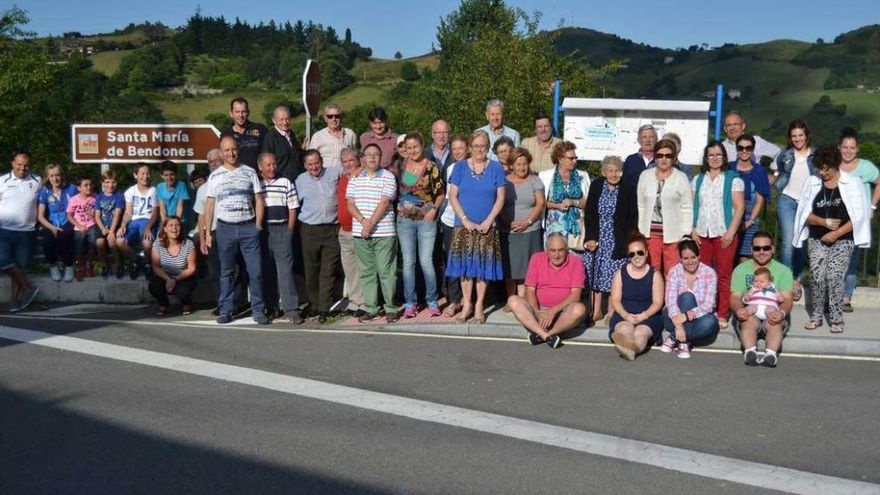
[
  {"xmin": 149, "ymin": 216, "xmax": 198, "ymax": 316},
  {"xmin": 447, "ymin": 130, "xmax": 506, "ymax": 324},
  {"xmin": 396, "ymin": 132, "xmax": 445, "ymax": 317},
  {"xmin": 636, "ymin": 139, "xmax": 693, "ymax": 274},
  {"xmin": 608, "ymin": 234, "xmax": 664, "ymax": 361},
  {"xmin": 661, "ymin": 239, "xmax": 719, "ymax": 359},
  {"xmin": 838, "ymin": 128, "xmax": 880, "ymax": 312},
  {"xmin": 692, "ymin": 141, "xmax": 744, "ymax": 330},
  {"xmin": 347, "ymin": 144, "xmax": 401, "ymax": 323},
  {"xmin": 493, "ymin": 136, "xmax": 515, "ymax": 173},
  {"xmin": 732, "ymin": 134, "xmax": 772, "ymax": 261},
  {"xmin": 583, "ymin": 155, "xmax": 637, "ymax": 322},
  {"xmin": 439, "ymin": 135, "xmax": 470, "ymax": 317},
  {"xmin": 775, "ymin": 119, "xmax": 815, "ymax": 301},
  {"xmin": 500, "ymin": 148, "xmax": 545, "ymax": 309},
  {"xmin": 37, "ymin": 164, "xmax": 78, "ymax": 282},
  {"xmin": 793, "ymin": 145, "xmax": 870, "ymax": 333},
  {"xmin": 539, "ymin": 141, "xmax": 590, "ymax": 249}
]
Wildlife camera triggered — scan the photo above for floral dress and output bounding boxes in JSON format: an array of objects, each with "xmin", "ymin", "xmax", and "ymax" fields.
[{"xmin": 582, "ymin": 184, "xmax": 627, "ymax": 292}]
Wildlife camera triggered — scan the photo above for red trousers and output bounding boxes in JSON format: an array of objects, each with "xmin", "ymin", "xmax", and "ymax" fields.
[
  {"xmin": 698, "ymin": 235, "xmax": 738, "ymax": 320},
  {"xmin": 648, "ymin": 234, "xmax": 680, "ymax": 276}
]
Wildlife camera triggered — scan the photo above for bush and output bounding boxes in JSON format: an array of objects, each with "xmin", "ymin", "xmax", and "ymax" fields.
[
  {"xmin": 400, "ymin": 61, "xmax": 420, "ymax": 81},
  {"xmin": 211, "ymin": 72, "xmax": 248, "ymax": 92}
]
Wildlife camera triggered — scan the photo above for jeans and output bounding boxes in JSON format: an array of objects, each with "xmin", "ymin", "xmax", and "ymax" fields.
[
  {"xmin": 776, "ymin": 194, "xmax": 805, "ymax": 279},
  {"xmin": 39, "ymin": 224, "xmax": 74, "ymax": 266},
  {"xmin": 262, "ymin": 224, "xmax": 299, "ymax": 314},
  {"xmin": 843, "ymin": 247, "xmax": 862, "ymax": 299},
  {"xmin": 663, "ymin": 292, "xmax": 719, "ymax": 343},
  {"xmin": 397, "ymin": 217, "xmax": 438, "ymax": 305},
  {"xmin": 216, "ymin": 220, "xmax": 264, "ymax": 317}
]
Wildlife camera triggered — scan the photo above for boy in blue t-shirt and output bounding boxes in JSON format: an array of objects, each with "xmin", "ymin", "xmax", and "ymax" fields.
[
  {"xmin": 156, "ymin": 160, "xmax": 191, "ymax": 225},
  {"xmin": 94, "ymin": 170, "xmax": 126, "ymax": 278}
]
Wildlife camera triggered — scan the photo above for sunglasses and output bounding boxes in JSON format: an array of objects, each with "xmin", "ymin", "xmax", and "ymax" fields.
[
  {"xmin": 655, "ymin": 153, "xmax": 674, "ymax": 159},
  {"xmin": 752, "ymin": 245, "xmax": 773, "ymax": 252},
  {"xmin": 325, "ymin": 114, "xmax": 342, "ymax": 119},
  {"xmin": 628, "ymin": 250, "xmax": 646, "ymax": 258},
  {"xmin": 737, "ymin": 145, "xmax": 754, "ymax": 151}
]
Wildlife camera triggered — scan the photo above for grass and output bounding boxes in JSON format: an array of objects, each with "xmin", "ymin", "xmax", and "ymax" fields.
[
  {"xmin": 159, "ymin": 92, "xmax": 289, "ymax": 123},
  {"xmin": 89, "ymin": 49, "xmax": 134, "ymax": 76},
  {"xmin": 744, "ymin": 88, "xmax": 880, "ymax": 134},
  {"xmin": 350, "ymin": 54, "xmax": 439, "ymax": 84}
]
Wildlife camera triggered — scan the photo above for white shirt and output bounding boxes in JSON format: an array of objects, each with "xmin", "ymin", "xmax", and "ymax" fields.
[
  {"xmin": 794, "ymin": 171, "xmax": 871, "ymax": 248},
  {"xmin": 124, "ymin": 185, "xmax": 157, "ymax": 221},
  {"xmin": 723, "ymin": 135, "xmax": 781, "ymax": 171},
  {"xmin": 440, "ymin": 162, "xmax": 457, "ymax": 227},
  {"xmin": 692, "ymin": 173, "xmax": 744, "ymax": 238},
  {"xmin": 308, "ymin": 127, "xmax": 357, "ymax": 168},
  {"xmin": 783, "ymin": 153, "xmax": 811, "ymax": 199},
  {"xmin": 0, "ymin": 172, "xmax": 42, "ymax": 231},
  {"xmin": 192, "ymin": 185, "xmax": 218, "ymax": 232},
  {"xmin": 205, "ymin": 165, "xmax": 262, "ymax": 223}
]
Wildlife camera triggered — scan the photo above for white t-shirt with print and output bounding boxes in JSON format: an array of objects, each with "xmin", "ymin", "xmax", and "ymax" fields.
[
  {"xmin": 205, "ymin": 165, "xmax": 262, "ymax": 224},
  {"xmin": 124, "ymin": 185, "xmax": 157, "ymax": 221}
]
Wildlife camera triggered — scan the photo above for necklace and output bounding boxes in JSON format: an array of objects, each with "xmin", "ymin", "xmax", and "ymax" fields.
[
  {"xmin": 469, "ymin": 159, "xmax": 487, "ymax": 179},
  {"xmin": 822, "ymin": 185, "xmax": 838, "ymax": 219}
]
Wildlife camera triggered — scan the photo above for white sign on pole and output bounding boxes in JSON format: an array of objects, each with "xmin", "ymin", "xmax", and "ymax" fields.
[{"xmin": 562, "ymin": 98, "xmax": 711, "ymax": 165}]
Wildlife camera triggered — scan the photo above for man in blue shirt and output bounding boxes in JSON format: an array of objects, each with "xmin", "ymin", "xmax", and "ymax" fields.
[
  {"xmin": 622, "ymin": 124, "xmax": 658, "ymax": 187},
  {"xmin": 475, "ymin": 99, "xmax": 521, "ymax": 160}
]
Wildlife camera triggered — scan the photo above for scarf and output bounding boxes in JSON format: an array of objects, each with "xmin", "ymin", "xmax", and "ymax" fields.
[{"xmin": 551, "ymin": 166, "xmax": 583, "ymax": 236}]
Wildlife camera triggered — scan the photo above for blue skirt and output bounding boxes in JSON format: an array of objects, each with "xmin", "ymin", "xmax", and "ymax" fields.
[{"xmin": 446, "ymin": 226, "xmax": 504, "ymax": 281}]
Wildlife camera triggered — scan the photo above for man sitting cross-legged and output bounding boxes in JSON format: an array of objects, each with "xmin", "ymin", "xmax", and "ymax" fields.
[{"xmin": 507, "ymin": 233, "xmax": 587, "ymax": 348}]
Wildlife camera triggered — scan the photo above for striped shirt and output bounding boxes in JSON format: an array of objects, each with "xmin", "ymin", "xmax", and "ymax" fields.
[
  {"xmin": 346, "ymin": 169, "xmax": 397, "ymax": 238},
  {"xmin": 152, "ymin": 239, "xmax": 195, "ymax": 277},
  {"xmin": 665, "ymin": 262, "xmax": 717, "ymax": 319},
  {"xmin": 261, "ymin": 177, "xmax": 300, "ymax": 225}
]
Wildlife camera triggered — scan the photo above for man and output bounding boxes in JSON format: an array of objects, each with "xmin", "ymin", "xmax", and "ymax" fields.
[
  {"xmin": 258, "ymin": 152, "xmax": 303, "ymax": 325},
  {"xmin": 475, "ymin": 99, "xmax": 521, "ymax": 160},
  {"xmin": 622, "ymin": 124, "xmax": 657, "ymax": 186},
  {"xmin": 203, "ymin": 136, "xmax": 268, "ymax": 325},
  {"xmin": 427, "ymin": 119, "xmax": 454, "ymax": 175},
  {"xmin": 262, "ymin": 105, "xmax": 304, "ymax": 182},
  {"xmin": 336, "ymin": 147, "xmax": 365, "ymax": 317},
  {"xmin": 721, "ymin": 111, "xmax": 781, "ymax": 180},
  {"xmin": 295, "ymin": 149, "xmax": 343, "ymax": 323},
  {"xmin": 729, "ymin": 231, "xmax": 793, "ymax": 368},
  {"xmin": 221, "ymin": 97, "xmax": 267, "ymax": 170},
  {"xmin": 521, "ymin": 112, "xmax": 563, "ymax": 173},
  {"xmin": 0, "ymin": 150, "xmax": 41, "ymax": 312},
  {"xmin": 359, "ymin": 106, "xmax": 398, "ymax": 169},
  {"xmin": 308, "ymin": 103, "xmax": 357, "ymax": 168},
  {"xmin": 507, "ymin": 233, "xmax": 588, "ymax": 349}
]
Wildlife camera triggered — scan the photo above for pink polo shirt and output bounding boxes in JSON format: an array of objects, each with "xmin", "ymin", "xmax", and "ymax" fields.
[{"xmin": 524, "ymin": 251, "xmax": 585, "ymax": 309}]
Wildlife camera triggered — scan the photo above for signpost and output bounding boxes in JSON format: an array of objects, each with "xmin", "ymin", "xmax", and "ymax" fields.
[
  {"xmin": 71, "ymin": 124, "xmax": 221, "ymax": 164},
  {"xmin": 302, "ymin": 59, "xmax": 321, "ymax": 145}
]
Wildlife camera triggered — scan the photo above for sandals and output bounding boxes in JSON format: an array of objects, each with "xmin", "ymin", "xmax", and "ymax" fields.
[
  {"xmin": 454, "ymin": 307, "xmax": 473, "ymax": 324},
  {"xmin": 792, "ymin": 282, "xmax": 803, "ymax": 302},
  {"xmin": 803, "ymin": 320, "xmax": 822, "ymax": 330},
  {"xmin": 443, "ymin": 303, "xmax": 461, "ymax": 318},
  {"xmin": 155, "ymin": 306, "xmax": 168, "ymax": 317},
  {"xmin": 830, "ymin": 323, "xmax": 845, "ymax": 334},
  {"xmin": 473, "ymin": 313, "xmax": 486, "ymax": 324}
]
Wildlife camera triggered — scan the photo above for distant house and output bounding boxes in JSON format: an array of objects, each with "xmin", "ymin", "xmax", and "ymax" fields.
[
  {"xmin": 701, "ymin": 91, "xmax": 716, "ymax": 99},
  {"xmin": 727, "ymin": 89, "xmax": 742, "ymax": 99},
  {"xmin": 664, "ymin": 56, "xmax": 674, "ymax": 64}
]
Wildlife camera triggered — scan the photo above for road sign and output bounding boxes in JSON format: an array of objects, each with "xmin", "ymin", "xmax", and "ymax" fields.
[
  {"xmin": 302, "ymin": 59, "xmax": 321, "ymax": 144},
  {"xmin": 71, "ymin": 124, "xmax": 221, "ymax": 163}
]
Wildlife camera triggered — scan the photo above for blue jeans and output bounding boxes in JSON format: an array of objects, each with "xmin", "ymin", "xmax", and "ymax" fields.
[
  {"xmin": 844, "ymin": 247, "xmax": 862, "ymax": 299},
  {"xmin": 216, "ymin": 220, "xmax": 264, "ymax": 317},
  {"xmin": 397, "ymin": 217, "xmax": 438, "ymax": 305},
  {"xmin": 663, "ymin": 292, "xmax": 719, "ymax": 343},
  {"xmin": 776, "ymin": 194, "xmax": 805, "ymax": 280}
]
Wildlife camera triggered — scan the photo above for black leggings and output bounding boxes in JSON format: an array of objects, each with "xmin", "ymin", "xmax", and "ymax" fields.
[
  {"xmin": 39, "ymin": 224, "xmax": 74, "ymax": 266},
  {"xmin": 148, "ymin": 273, "xmax": 197, "ymax": 306}
]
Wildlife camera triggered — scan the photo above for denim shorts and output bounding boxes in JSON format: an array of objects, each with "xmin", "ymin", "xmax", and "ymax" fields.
[
  {"xmin": 124, "ymin": 218, "xmax": 157, "ymax": 245},
  {"xmin": 0, "ymin": 228, "xmax": 36, "ymax": 270}
]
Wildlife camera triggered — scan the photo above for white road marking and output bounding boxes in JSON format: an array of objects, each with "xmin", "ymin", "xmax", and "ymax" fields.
[
  {"xmin": 4, "ymin": 313, "xmax": 880, "ymax": 362},
  {"xmin": 35, "ymin": 304, "xmax": 148, "ymax": 316},
  {"xmin": 1, "ymin": 324, "xmax": 877, "ymax": 495}
]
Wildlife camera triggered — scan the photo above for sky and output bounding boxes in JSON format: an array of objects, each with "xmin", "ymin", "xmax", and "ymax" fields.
[{"xmin": 13, "ymin": 0, "xmax": 880, "ymax": 59}]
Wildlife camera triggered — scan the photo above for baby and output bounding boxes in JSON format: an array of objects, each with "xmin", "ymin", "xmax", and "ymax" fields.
[{"xmin": 743, "ymin": 267, "xmax": 784, "ymax": 321}]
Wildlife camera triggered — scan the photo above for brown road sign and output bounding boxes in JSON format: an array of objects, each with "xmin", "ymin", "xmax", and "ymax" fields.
[{"xmin": 71, "ymin": 124, "xmax": 221, "ymax": 163}]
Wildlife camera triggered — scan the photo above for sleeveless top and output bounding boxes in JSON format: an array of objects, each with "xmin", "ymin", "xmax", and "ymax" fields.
[{"xmin": 620, "ymin": 265, "xmax": 655, "ymax": 314}]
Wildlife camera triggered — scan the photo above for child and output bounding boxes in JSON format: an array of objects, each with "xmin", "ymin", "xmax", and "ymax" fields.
[
  {"xmin": 156, "ymin": 160, "xmax": 190, "ymax": 226},
  {"xmin": 117, "ymin": 162, "xmax": 158, "ymax": 280},
  {"xmin": 66, "ymin": 177, "xmax": 98, "ymax": 280},
  {"xmin": 743, "ymin": 267, "xmax": 784, "ymax": 321},
  {"xmin": 37, "ymin": 164, "xmax": 77, "ymax": 282},
  {"xmin": 94, "ymin": 171, "xmax": 125, "ymax": 278}
]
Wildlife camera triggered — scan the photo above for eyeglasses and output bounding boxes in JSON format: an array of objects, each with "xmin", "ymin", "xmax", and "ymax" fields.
[
  {"xmin": 325, "ymin": 114, "xmax": 342, "ymax": 119},
  {"xmin": 707, "ymin": 153, "xmax": 724, "ymax": 159},
  {"xmin": 752, "ymin": 245, "xmax": 773, "ymax": 252},
  {"xmin": 562, "ymin": 155, "xmax": 578, "ymax": 160},
  {"xmin": 627, "ymin": 250, "xmax": 646, "ymax": 258},
  {"xmin": 655, "ymin": 153, "xmax": 674, "ymax": 159},
  {"xmin": 737, "ymin": 145, "xmax": 754, "ymax": 152}
]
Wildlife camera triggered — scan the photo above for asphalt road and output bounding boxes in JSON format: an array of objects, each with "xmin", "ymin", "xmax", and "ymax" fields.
[{"xmin": 1, "ymin": 308, "xmax": 878, "ymax": 495}]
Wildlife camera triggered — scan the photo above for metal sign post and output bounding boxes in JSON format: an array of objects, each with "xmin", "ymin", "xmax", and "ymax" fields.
[{"xmin": 302, "ymin": 59, "xmax": 321, "ymax": 145}]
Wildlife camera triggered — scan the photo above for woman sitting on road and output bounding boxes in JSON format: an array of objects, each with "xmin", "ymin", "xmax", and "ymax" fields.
[
  {"xmin": 660, "ymin": 239, "xmax": 719, "ymax": 359},
  {"xmin": 149, "ymin": 216, "xmax": 198, "ymax": 316}
]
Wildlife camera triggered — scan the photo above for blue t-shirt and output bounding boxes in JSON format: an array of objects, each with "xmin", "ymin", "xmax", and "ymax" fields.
[
  {"xmin": 38, "ymin": 184, "xmax": 78, "ymax": 227},
  {"xmin": 156, "ymin": 181, "xmax": 191, "ymax": 223},
  {"xmin": 449, "ymin": 159, "xmax": 506, "ymax": 226},
  {"xmin": 95, "ymin": 191, "xmax": 125, "ymax": 229}
]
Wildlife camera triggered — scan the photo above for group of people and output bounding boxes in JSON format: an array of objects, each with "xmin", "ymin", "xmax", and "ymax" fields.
[{"xmin": 1, "ymin": 98, "xmax": 876, "ymax": 368}]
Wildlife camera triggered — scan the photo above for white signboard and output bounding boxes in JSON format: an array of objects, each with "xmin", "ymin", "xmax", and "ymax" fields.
[{"xmin": 562, "ymin": 98, "xmax": 711, "ymax": 165}]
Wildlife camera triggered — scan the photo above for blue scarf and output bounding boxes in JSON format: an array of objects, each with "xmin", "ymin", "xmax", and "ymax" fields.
[{"xmin": 551, "ymin": 167, "xmax": 583, "ymax": 236}]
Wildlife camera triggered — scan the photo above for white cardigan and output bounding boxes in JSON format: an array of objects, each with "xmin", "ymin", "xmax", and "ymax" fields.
[
  {"xmin": 793, "ymin": 170, "xmax": 871, "ymax": 248},
  {"xmin": 636, "ymin": 167, "xmax": 694, "ymax": 243}
]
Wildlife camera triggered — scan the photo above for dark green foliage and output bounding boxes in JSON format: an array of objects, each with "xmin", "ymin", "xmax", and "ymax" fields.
[
  {"xmin": 400, "ymin": 61, "xmax": 420, "ymax": 81},
  {"xmin": 262, "ymin": 96, "xmax": 305, "ymax": 124},
  {"xmin": 794, "ymin": 25, "xmax": 880, "ymax": 89}
]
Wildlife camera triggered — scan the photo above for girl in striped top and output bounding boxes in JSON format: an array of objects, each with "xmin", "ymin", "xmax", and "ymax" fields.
[{"xmin": 149, "ymin": 216, "xmax": 197, "ymax": 316}]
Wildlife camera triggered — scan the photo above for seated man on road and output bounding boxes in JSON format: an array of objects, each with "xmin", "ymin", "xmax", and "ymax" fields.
[
  {"xmin": 729, "ymin": 230, "xmax": 793, "ymax": 368},
  {"xmin": 507, "ymin": 233, "xmax": 587, "ymax": 349}
]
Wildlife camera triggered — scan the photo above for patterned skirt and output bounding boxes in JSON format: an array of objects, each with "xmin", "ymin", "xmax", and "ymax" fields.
[{"xmin": 446, "ymin": 226, "xmax": 504, "ymax": 281}]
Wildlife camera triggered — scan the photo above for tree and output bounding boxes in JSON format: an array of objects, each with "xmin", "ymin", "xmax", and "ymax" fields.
[
  {"xmin": 394, "ymin": 51, "xmax": 403, "ymax": 60},
  {"xmin": 400, "ymin": 61, "xmax": 420, "ymax": 81}
]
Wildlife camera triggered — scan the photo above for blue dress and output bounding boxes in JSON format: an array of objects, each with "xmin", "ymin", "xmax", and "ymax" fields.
[
  {"xmin": 608, "ymin": 265, "xmax": 663, "ymax": 342},
  {"xmin": 582, "ymin": 184, "xmax": 627, "ymax": 293}
]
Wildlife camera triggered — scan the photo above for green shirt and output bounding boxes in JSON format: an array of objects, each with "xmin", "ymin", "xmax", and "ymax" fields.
[{"xmin": 731, "ymin": 259, "xmax": 793, "ymax": 295}]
